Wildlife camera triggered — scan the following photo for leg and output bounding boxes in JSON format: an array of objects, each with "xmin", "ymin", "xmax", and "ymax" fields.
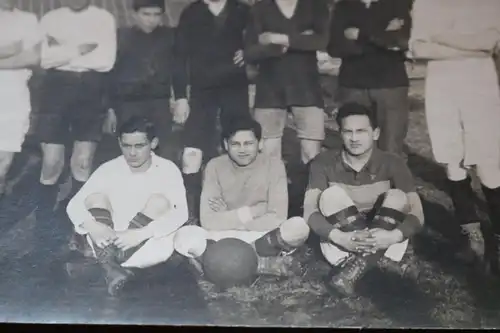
[
  {"xmin": 253, "ymin": 108, "xmax": 287, "ymax": 160},
  {"xmin": 292, "ymin": 106, "xmax": 325, "ymax": 164},
  {"xmin": 182, "ymin": 89, "xmax": 219, "ymax": 221},
  {"xmin": 370, "ymin": 87, "xmax": 410, "ymax": 157},
  {"xmin": 0, "ymin": 151, "xmax": 15, "ymax": 197},
  {"xmin": 253, "ymin": 217, "xmax": 310, "ymax": 277}
]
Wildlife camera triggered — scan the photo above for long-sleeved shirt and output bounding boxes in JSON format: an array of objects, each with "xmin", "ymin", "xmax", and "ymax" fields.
[
  {"xmin": 409, "ymin": 0, "xmax": 500, "ymax": 61},
  {"xmin": 173, "ymin": 0, "xmax": 250, "ymax": 98},
  {"xmin": 40, "ymin": 5, "xmax": 116, "ymax": 73},
  {"xmin": 200, "ymin": 153, "xmax": 288, "ymax": 232},
  {"xmin": 67, "ymin": 153, "xmax": 189, "ymax": 239},
  {"xmin": 244, "ymin": 0, "xmax": 330, "ymax": 107},
  {"xmin": 327, "ymin": 0, "xmax": 412, "ymax": 89},
  {"xmin": 0, "ymin": 9, "xmax": 40, "ymax": 87},
  {"xmin": 304, "ymin": 148, "xmax": 424, "ymax": 241},
  {"xmin": 109, "ymin": 26, "xmax": 175, "ymax": 103}
]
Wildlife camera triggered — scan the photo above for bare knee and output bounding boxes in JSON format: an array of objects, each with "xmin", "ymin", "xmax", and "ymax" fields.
[
  {"xmin": 40, "ymin": 143, "xmax": 65, "ymax": 184},
  {"xmin": 262, "ymin": 138, "xmax": 282, "ymax": 159},
  {"xmin": 182, "ymin": 147, "xmax": 203, "ymax": 174},
  {"xmin": 143, "ymin": 193, "xmax": 171, "ymax": 218},
  {"xmin": 84, "ymin": 192, "xmax": 112, "ymax": 211},
  {"xmin": 70, "ymin": 141, "xmax": 97, "ymax": 182},
  {"xmin": 174, "ymin": 225, "xmax": 208, "ymax": 258},
  {"xmin": 383, "ymin": 189, "xmax": 409, "ymax": 211},
  {"xmin": 477, "ymin": 165, "xmax": 500, "ymax": 189},
  {"xmin": 446, "ymin": 164, "xmax": 468, "ymax": 181},
  {"xmin": 318, "ymin": 185, "xmax": 352, "ymax": 216},
  {"xmin": 0, "ymin": 152, "xmax": 15, "ymax": 179},
  {"xmin": 300, "ymin": 139, "xmax": 321, "ymax": 164},
  {"xmin": 279, "ymin": 217, "xmax": 310, "ymax": 246}
]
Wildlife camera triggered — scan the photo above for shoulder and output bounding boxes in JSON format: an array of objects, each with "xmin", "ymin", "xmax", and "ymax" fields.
[
  {"xmin": 311, "ymin": 149, "xmax": 338, "ymax": 169},
  {"xmin": 378, "ymin": 150, "xmax": 410, "ymax": 173},
  {"xmin": 41, "ymin": 7, "xmax": 65, "ymax": 22},
  {"xmin": 90, "ymin": 6, "xmax": 116, "ymax": 22},
  {"xmin": 206, "ymin": 155, "xmax": 230, "ymax": 172},
  {"xmin": 153, "ymin": 155, "xmax": 182, "ymax": 174},
  {"xmin": 92, "ymin": 156, "xmax": 123, "ymax": 176}
]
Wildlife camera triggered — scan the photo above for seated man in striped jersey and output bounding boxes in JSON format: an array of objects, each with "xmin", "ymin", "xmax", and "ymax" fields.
[
  {"xmin": 65, "ymin": 116, "xmax": 189, "ymax": 296},
  {"xmin": 304, "ymin": 103, "xmax": 424, "ymax": 296}
]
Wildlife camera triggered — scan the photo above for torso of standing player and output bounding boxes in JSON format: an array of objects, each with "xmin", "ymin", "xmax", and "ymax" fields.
[
  {"xmin": 185, "ymin": 0, "xmax": 247, "ymax": 55},
  {"xmin": 258, "ymin": 0, "xmax": 316, "ymax": 39},
  {"xmin": 42, "ymin": 6, "xmax": 103, "ymax": 48}
]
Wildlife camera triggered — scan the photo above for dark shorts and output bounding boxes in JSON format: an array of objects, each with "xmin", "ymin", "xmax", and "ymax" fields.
[
  {"xmin": 183, "ymin": 86, "xmax": 250, "ymax": 160},
  {"xmin": 36, "ymin": 70, "xmax": 108, "ymax": 145},
  {"xmin": 254, "ymin": 74, "xmax": 324, "ymax": 109}
]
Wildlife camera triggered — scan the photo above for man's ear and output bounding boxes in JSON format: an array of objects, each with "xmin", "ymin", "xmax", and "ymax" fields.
[
  {"xmin": 151, "ymin": 137, "xmax": 159, "ymax": 150},
  {"xmin": 372, "ymin": 127, "xmax": 380, "ymax": 141},
  {"xmin": 223, "ymin": 139, "xmax": 229, "ymax": 152},
  {"xmin": 258, "ymin": 139, "xmax": 264, "ymax": 151}
]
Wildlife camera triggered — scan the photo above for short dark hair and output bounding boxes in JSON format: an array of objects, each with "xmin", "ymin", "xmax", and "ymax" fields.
[
  {"xmin": 132, "ymin": 0, "xmax": 165, "ymax": 12},
  {"xmin": 222, "ymin": 117, "xmax": 262, "ymax": 142},
  {"xmin": 118, "ymin": 116, "xmax": 157, "ymax": 142},
  {"xmin": 336, "ymin": 103, "xmax": 378, "ymax": 129}
]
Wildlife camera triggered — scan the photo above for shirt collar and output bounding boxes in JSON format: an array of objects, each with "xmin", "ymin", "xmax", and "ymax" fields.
[{"xmin": 339, "ymin": 147, "xmax": 381, "ymax": 174}]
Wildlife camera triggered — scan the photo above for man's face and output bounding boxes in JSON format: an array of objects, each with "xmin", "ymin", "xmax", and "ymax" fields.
[
  {"xmin": 340, "ymin": 115, "xmax": 379, "ymax": 157},
  {"xmin": 224, "ymin": 130, "xmax": 261, "ymax": 167},
  {"xmin": 119, "ymin": 132, "xmax": 158, "ymax": 170},
  {"xmin": 61, "ymin": 0, "xmax": 91, "ymax": 11},
  {"xmin": 0, "ymin": 0, "xmax": 14, "ymax": 11},
  {"xmin": 134, "ymin": 7, "xmax": 164, "ymax": 33}
]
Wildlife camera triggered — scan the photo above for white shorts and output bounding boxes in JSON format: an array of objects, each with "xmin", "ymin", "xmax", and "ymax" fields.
[
  {"xmin": 425, "ymin": 58, "xmax": 500, "ymax": 167},
  {"xmin": 0, "ymin": 86, "xmax": 31, "ymax": 153}
]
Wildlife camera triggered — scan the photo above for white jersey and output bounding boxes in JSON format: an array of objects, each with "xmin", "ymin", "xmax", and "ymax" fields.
[{"xmin": 67, "ymin": 153, "xmax": 189, "ymax": 239}]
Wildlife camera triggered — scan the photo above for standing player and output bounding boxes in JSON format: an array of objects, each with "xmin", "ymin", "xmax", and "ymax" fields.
[
  {"xmin": 410, "ymin": 0, "xmax": 500, "ymax": 265},
  {"xmin": 0, "ymin": 0, "xmax": 40, "ymax": 198},
  {"xmin": 35, "ymin": 0, "xmax": 116, "ymax": 244},
  {"xmin": 327, "ymin": 0, "xmax": 413, "ymax": 157},
  {"xmin": 174, "ymin": 117, "xmax": 310, "ymax": 277},
  {"xmin": 107, "ymin": 0, "xmax": 177, "ymax": 160},
  {"xmin": 304, "ymin": 103, "xmax": 424, "ymax": 295},
  {"xmin": 173, "ymin": 0, "xmax": 252, "ymax": 221},
  {"xmin": 245, "ymin": 0, "xmax": 330, "ymax": 167},
  {"xmin": 66, "ymin": 116, "xmax": 189, "ymax": 296}
]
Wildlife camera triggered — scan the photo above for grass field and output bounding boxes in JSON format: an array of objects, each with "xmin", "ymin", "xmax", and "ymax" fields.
[{"xmin": 9, "ymin": 0, "xmax": 500, "ymax": 328}]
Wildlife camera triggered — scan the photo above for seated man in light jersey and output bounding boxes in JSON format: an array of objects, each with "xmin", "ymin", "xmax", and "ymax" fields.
[
  {"xmin": 174, "ymin": 118, "xmax": 310, "ymax": 277},
  {"xmin": 410, "ymin": 0, "xmax": 500, "ymax": 267},
  {"xmin": 66, "ymin": 116, "xmax": 189, "ymax": 296},
  {"xmin": 304, "ymin": 103, "xmax": 424, "ymax": 296}
]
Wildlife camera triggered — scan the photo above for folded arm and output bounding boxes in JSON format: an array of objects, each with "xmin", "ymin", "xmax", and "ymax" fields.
[
  {"xmin": 326, "ymin": 3, "xmax": 365, "ymax": 58},
  {"xmin": 243, "ymin": 6, "xmax": 288, "ymax": 63},
  {"xmin": 431, "ymin": 29, "xmax": 500, "ymax": 53},
  {"xmin": 286, "ymin": 1, "xmax": 330, "ymax": 52},
  {"xmin": 0, "ymin": 42, "xmax": 41, "ymax": 69},
  {"xmin": 243, "ymin": 159, "xmax": 289, "ymax": 232}
]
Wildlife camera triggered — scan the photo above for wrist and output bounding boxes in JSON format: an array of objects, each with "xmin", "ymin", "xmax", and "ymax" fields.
[
  {"xmin": 328, "ymin": 229, "xmax": 344, "ymax": 244},
  {"xmin": 391, "ymin": 229, "xmax": 404, "ymax": 243},
  {"xmin": 138, "ymin": 226, "xmax": 154, "ymax": 241}
]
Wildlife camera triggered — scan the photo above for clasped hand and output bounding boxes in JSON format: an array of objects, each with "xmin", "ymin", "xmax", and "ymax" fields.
[
  {"xmin": 336, "ymin": 228, "xmax": 403, "ymax": 254},
  {"xmin": 88, "ymin": 221, "xmax": 147, "ymax": 251}
]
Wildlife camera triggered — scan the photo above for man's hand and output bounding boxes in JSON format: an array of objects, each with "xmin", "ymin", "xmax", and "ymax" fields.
[
  {"xmin": 102, "ymin": 108, "xmax": 117, "ymax": 135},
  {"xmin": 364, "ymin": 228, "xmax": 404, "ymax": 251},
  {"xmin": 386, "ymin": 18, "xmax": 404, "ymax": 32},
  {"xmin": 114, "ymin": 229, "xmax": 149, "ymax": 251},
  {"xmin": 172, "ymin": 98, "xmax": 190, "ymax": 125},
  {"xmin": 85, "ymin": 220, "xmax": 117, "ymax": 249},
  {"xmin": 233, "ymin": 49, "xmax": 245, "ymax": 67},
  {"xmin": 258, "ymin": 32, "xmax": 290, "ymax": 47},
  {"xmin": 329, "ymin": 228, "xmax": 373, "ymax": 253},
  {"xmin": 344, "ymin": 27, "xmax": 360, "ymax": 41},
  {"xmin": 78, "ymin": 43, "xmax": 98, "ymax": 56},
  {"xmin": 0, "ymin": 40, "xmax": 23, "ymax": 59},
  {"xmin": 208, "ymin": 197, "xmax": 227, "ymax": 212}
]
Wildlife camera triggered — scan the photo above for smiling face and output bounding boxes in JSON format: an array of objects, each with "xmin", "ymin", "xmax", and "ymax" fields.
[
  {"xmin": 224, "ymin": 129, "xmax": 262, "ymax": 167},
  {"xmin": 119, "ymin": 131, "xmax": 158, "ymax": 171},
  {"xmin": 340, "ymin": 114, "xmax": 379, "ymax": 157}
]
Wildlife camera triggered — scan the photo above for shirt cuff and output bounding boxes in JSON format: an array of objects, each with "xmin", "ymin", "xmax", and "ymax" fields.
[
  {"xmin": 396, "ymin": 214, "xmax": 422, "ymax": 239},
  {"xmin": 237, "ymin": 206, "xmax": 253, "ymax": 224}
]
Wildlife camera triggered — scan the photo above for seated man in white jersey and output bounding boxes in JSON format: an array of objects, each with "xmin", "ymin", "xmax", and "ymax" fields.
[
  {"xmin": 174, "ymin": 118, "xmax": 310, "ymax": 277},
  {"xmin": 0, "ymin": 0, "xmax": 40, "ymax": 199},
  {"xmin": 66, "ymin": 116, "xmax": 189, "ymax": 296},
  {"xmin": 33, "ymin": 0, "xmax": 117, "ymax": 255},
  {"xmin": 410, "ymin": 0, "xmax": 500, "ymax": 268}
]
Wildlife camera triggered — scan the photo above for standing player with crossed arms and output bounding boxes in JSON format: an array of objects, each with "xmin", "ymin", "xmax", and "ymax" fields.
[
  {"xmin": 410, "ymin": 0, "xmax": 500, "ymax": 268},
  {"xmin": 31, "ymin": 0, "xmax": 116, "ymax": 265}
]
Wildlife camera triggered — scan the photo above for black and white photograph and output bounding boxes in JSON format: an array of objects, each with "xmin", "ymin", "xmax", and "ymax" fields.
[{"xmin": 0, "ymin": 0, "xmax": 500, "ymax": 328}]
